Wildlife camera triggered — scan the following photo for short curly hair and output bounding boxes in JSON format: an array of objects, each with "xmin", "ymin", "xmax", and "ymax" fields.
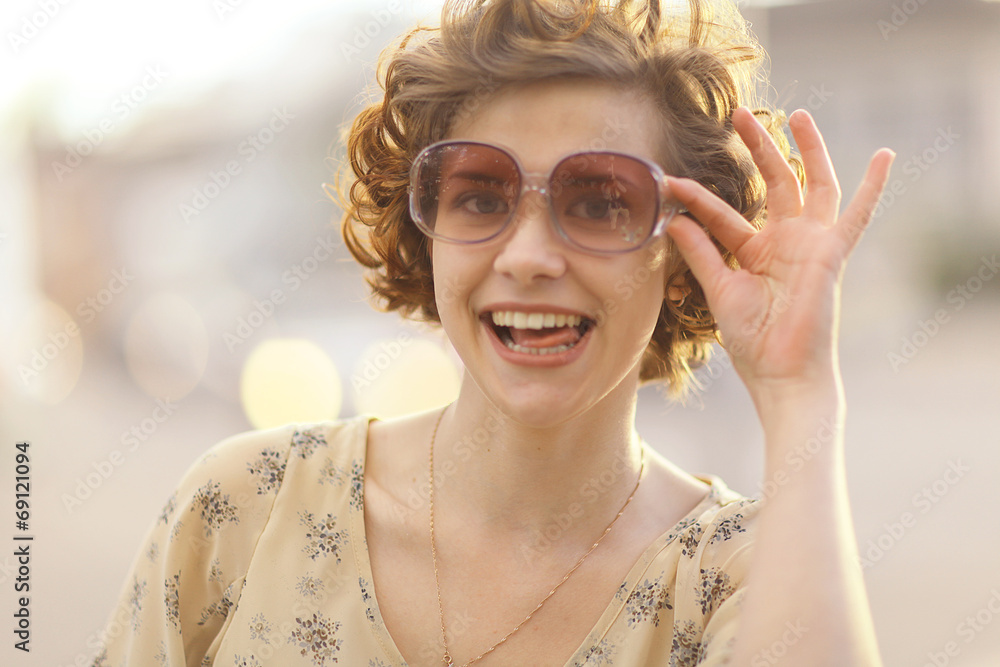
[{"xmin": 339, "ymin": 0, "xmax": 800, "ymax": 398}]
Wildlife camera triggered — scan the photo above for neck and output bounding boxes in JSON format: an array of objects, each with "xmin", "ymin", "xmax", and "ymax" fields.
[{"xmin": 429, "ymin": 379, "xmax": 645, "ymax": 547}]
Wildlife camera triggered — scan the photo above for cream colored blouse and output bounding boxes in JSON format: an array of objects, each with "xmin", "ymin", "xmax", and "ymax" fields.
[{"xmin": 93, "ymin": 415, "xmax": 758, "ymax": 666}]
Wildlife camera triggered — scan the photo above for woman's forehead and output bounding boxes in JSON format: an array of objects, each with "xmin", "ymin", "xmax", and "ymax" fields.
[{"xmin": 447, "ymin": 79, "xmax": 665, "ymax": 170}]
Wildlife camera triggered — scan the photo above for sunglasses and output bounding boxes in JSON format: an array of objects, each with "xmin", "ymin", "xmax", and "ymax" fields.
[{"xmin": 408, "ymin": 140, "xmax": 683, "ymax": 255}]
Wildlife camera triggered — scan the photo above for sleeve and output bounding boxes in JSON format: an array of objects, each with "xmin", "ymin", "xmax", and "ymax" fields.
[
  {"xmin": 674, "ymin": 497, "xmax": 760, "ymax": 667},
  {"xmin": 91, "ymin": 424, "xmax": 297, "ymax": 667}
]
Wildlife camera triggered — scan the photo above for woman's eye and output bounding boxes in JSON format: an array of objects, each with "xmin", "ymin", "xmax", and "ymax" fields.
[
  {"xmin": 459, "ymin": 193, "xmax": 508, "ymax": 215},
  {"xmin": 567, "ymin": 198, "xmax": 616, "ymax": 219}
]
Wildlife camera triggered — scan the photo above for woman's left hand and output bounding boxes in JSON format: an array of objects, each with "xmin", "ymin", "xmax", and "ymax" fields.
[{"xmin": 665, "ymin": 107, "xmax": 894, "ymax": 405}]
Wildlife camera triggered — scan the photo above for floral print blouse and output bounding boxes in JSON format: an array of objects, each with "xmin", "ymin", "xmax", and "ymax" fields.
[{"xmin": 93, "ymin": 415, "xmax": 759, "ymax": 666}]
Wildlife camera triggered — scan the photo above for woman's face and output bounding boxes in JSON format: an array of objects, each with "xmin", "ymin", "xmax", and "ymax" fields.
[{"xmin": 433, "ymin": 79, "xmax": 672, "ymax": 426}]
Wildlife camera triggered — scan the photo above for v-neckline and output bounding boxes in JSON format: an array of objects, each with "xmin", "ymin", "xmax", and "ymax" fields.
[{"xmin": 349, "ymin": 414, "xmax": 725, "ymax": 667}]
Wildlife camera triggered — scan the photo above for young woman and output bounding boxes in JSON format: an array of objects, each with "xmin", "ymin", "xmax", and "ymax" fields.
[{"xmin": 94, "ymin": 1, "xmax": 892, "ymax": 665}]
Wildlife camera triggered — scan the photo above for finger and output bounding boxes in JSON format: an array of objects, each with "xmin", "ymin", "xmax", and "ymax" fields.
[
  {"xmin": 665, "ymin": 215, "xmax": 730, "ymax": 303},
  {"xmin": 836, "ymin": 148, "xmax": 896, "ymax": 253},
  {"xmin": 668, "ymin": 177, "xmax": 758, "ymax": 259},
  {"xmin": 732, "ymin": 107, "xmax": 803, "ymax": 221},
  {"xmin": 789, "ymin": 109, "xmax": 842, "ymax": 223}
]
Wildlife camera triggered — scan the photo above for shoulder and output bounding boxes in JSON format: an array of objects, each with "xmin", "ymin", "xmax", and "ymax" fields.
[
  {"xmin": 182, "ymin": 415, "xmax": 372, "ymax": 488},
  {"xmin": 160, "ymin": 415, "xmax": 373, "ymax": 530},
  {"xmin": 671, "ymin": 477, "xmax": 759, "ymax": 564}
]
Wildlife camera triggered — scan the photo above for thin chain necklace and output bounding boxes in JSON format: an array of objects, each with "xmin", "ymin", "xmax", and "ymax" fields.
[{"xmin": 427, "ymin": 406, "xmax": 644, "ymax": 667}]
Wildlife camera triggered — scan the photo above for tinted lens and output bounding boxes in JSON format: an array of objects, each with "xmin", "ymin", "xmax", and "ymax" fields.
[
  {"xmin": 413, "ymin": 143, "xmax": 519, "ymax": 242},
  {"xmin": 550, "ymin": 153, "xmax": 660, "ymax": 252}
]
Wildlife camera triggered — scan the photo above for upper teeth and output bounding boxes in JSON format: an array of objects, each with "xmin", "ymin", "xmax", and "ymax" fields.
[{"xmin": 491, "ymin": 311, "xmax": 583, "ymax": 330}]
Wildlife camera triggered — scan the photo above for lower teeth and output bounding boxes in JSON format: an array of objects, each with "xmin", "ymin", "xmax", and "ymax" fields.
[{"xmin": 503, "ymin": 339, "xmax": 577, "ymax": 355}]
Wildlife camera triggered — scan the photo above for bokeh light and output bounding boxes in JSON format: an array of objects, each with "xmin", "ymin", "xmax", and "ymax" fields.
[
  {"xmin": 240, "ymin": 338, "xmax": 342, "ymax": 429},
  {"xmin": 8, "ymin": 298, "xmax": 84, "ymax": 404},
  {"xmin": 351, "ymin": 336, "xmax": 461, "ymax": 418}
]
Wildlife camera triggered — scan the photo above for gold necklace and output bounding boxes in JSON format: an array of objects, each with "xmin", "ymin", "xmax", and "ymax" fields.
[{"xmin": 427, "ymin": 406, "xmax": 644, "ymax": 667}]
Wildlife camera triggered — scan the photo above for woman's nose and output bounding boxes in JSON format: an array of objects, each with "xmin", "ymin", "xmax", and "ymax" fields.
[{"xmin": 491, "ymin": 189, "xmax": 568, "ymax": 284}]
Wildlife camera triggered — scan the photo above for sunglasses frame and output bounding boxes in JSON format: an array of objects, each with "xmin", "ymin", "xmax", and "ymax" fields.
[{"xmin": 407, "ymin": 139, "xmax": 682, "ymax": 256}]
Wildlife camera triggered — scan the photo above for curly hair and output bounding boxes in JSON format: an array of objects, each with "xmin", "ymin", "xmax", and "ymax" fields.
[{"xmin": 339, "ymin": 0, "xmax": 801, "ymax": 398}]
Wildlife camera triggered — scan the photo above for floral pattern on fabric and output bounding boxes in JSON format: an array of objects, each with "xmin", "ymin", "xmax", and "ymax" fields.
[
  {"xmin": 299, "ymin": 510, "xmax": 346, "ymax": 563},
  {"xmin": 298, "ymin": 574, "xmax": 326, "ymax": 599},
  {"xmin": 197, "ymin": 582, "xmax": 236, "ymax": 626},
  {"xmin": 209, "ymin": 558, "xmax": 224, "ymax": 584},
  {"xmin": 249, "ymin": 612, "xmax": 272, "ymax": 644},
  {"xmin": 291, "ymin": 427, "xmax": 327, "ymax": 459},
  {"xmin": 154, "ymin": 641, "xmax": 168, "ymax": 666},
  {"xmin": 358, "ymin": 576, "xmax": 377, "ymax": 624},
  {"xmin": 191, "ymin": 480, "xmax": 241, "ymax": 536},
  {"xmin": 670, "ymin": 620, "xmax": 707, "ymax": 667},
  {"xmin": 289, "ymin": 612, "xmax": 342, "ymax": 665},
  {"xmin": 247, "ymin": 448, "xmax": 287, "ymax": 494},
  {"xmin": 624, "ymin": 576, "xmax": 673, "ymax": 627},
  {"xmin": 347, "ymin": 460, "xmax": 364, "ymax": 509},
  {"xmin": 127, "ymin": 577, "xmax": 147, "ymax": 632},
  {"xmin": 677, "ymin": 519, "xmax": 705, "ymax": 558},
  {"xmin": 158, "ymin": 493, "xmax": 177, "ymax": 525},
  {"xmin": 580, "ymin": 638, "xmax": 617, "ymax": 665},
  {"xmin": 92, "ymin": 418, "xmax": 758, "ymax": 667},
  {"xmin": 696, "ymin": 567, "xmax": 735, "ymax": 617},
  {"xmin": 164, "ymin": 573, "xmax": 181, "ymax": 630},
  {"xmin": 709, "ymin": 511, "xmax": 747, "ymax": 545},
  {"xmin": 318, "ymin": 457, "xmax": 347, "ymax": 486}
]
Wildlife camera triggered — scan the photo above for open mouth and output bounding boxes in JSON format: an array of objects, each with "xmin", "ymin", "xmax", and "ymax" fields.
[{"xmin": 484, "ymin": 310, "xmax": 595, "ymax": 356}]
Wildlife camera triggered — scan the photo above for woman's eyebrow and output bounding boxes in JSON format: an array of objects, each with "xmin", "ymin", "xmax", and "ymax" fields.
[{"xmin": 443, "ymin": 169, "xmax": 507, "ymax": 185}]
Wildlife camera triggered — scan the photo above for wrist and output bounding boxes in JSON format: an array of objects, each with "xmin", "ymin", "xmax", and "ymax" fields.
[
  {"xmin": 749, "ymin": 370, "xmax": 844, "ymax": 422},
  {"xmin": 749, "ymin": 373, "xmax": 846, "ymax": 470}
]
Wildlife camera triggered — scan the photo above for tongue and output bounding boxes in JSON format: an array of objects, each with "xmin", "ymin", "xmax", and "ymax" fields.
[{"xmin": 510, "ymin": 326, "xmax": 581, "ymax": 349}]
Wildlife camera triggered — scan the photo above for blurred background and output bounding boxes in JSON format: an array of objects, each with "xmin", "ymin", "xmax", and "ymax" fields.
[{"xmin": 0, "ymin": 0, "xmax": 997, "ymax": 665}]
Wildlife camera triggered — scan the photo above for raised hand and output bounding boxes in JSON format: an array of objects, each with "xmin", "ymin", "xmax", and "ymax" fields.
[{"xmin": 665, "ymin": 107, "xmax": 895, "ymax": 404}]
